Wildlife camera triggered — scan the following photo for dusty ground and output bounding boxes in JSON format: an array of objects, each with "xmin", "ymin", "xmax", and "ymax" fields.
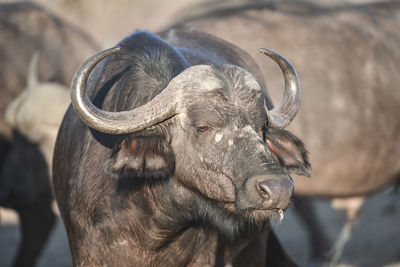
[{"xmin": 1, "ymin": 188, "xmax": 399, "ymax": 267}]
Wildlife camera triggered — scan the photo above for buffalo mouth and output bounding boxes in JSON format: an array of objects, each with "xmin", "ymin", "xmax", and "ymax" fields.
[
  {"xmin": 242, "ymin": 207, "xmax": 286, "ymax": 222},
  {"xmin": 220, "ymin": 200, "xmax": 289, "ymax": 223}
]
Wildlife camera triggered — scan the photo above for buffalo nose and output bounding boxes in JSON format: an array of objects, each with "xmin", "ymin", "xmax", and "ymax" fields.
[{"xmin": 257, "ymin": 178, "xmax": 294, "ymax": 210}]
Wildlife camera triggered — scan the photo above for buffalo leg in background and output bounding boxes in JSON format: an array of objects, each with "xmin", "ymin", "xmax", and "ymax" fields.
[
  {"xmin": 293, "ymin": 195, "xmax": 367, "ymax": 264},
  {"xmin": 13, "ymin": 195, "xmax": 55, "ymax": 267},
  {"xmin": 0, "ymin": 131, "xmax": 55, "ymax": 267},
  {"xmin": 266, "ymin": 230, "xmax": 299, "ymax": 267},
  {"xmin": 293, "ymin": 196, "xmax": 331, "ymax": 261},
  {"xmin": 0, "ymin": 136, "xmax": 11, "ymax": 199}
]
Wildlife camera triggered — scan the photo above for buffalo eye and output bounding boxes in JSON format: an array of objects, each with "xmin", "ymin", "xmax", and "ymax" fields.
[{"xmin": 196, "ymin": 125, "xmax": 211, "ymax": 134}]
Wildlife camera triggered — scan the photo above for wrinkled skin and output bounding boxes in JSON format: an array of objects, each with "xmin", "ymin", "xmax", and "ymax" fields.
[
  {"xmin": 53, "ymin": 29, "xmax": 309, "ymax": 266},
  {"xmin": 172, "ymin": 0, "xmax": 400, "ymax": 262},
  {"xmin": 0, "ymin": 2, "xmax": 98, "ymax": 267}
]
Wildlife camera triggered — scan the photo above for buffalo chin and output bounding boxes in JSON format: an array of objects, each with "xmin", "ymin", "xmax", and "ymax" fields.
[{"xmin": 197, "ymin": 200, "xmax": 276, "ymax": 240}]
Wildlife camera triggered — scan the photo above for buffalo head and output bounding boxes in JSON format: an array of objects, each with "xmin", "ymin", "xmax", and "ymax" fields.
[{"xmin": 66, "ymin": 41, "xmax": 310, "ymax": 237}]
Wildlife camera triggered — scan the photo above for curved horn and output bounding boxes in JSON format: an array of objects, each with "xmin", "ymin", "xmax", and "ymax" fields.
[
  {"xmin": 258, "ymin": 48, "xmax": 301, "ymax": 129},
  {"xmin": 70, "ymin": 47, "xmax": 179, "ymax": 134},
  {"xmin": 27, "ymin": 52, "xmax": 39, "ymax": 88}
]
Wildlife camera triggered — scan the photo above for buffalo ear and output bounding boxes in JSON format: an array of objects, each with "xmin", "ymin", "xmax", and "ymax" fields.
[
  {"xmin": 264, "ymin": 128, "xmax": 311, "ymax": 177},
  {"xmin": 110, "ymin": 135, "xmax": 175, "ymax": 180}
]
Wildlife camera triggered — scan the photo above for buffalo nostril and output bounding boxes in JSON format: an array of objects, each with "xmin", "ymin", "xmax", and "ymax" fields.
[
  {"xmin": 257, "ymin": 178, "xmax": 294, "ymax": 210},
  {"xmin": 258, "ymin": 181, "xmax": 273, "ymax": 200}
]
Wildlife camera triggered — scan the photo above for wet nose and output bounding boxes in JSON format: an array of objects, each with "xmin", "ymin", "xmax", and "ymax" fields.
[
  {"xmin": 257, "ymin": 177, "xmax": 294, "ymax": 210},
  {"xmin": 236, "ymin": 176, "xmax": 294, "ymax": 211}
]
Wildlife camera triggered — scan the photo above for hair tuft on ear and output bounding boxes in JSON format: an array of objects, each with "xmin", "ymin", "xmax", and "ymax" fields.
[
  {"xmin": 108, "ymin": 134, "xmax": 175, "ymax": 181},
  {"xmin": 265, "ymin": 128, "xmax": 311, "ymax": 177}
]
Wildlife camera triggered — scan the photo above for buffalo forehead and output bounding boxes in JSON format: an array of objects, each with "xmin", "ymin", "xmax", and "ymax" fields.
[
  {"xmin": 179, "ymin": 65, "xmax": 264, "ymax": 125},
  {"xmin": 178, "ymin": 64, "xmax": 262, "ymax": 95}
]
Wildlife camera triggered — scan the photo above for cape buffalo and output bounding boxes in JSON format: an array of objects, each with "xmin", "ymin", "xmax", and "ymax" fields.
[
  {"xmin": 5, "ymin": 53, "xmax": 70, "ymax": 176},
  {"xmin": 0, "ymin": 2, "xmax": 98, "ymax": 266},
  {"xmin": 53, "ymin": 28, "xmax": 310, "ymax": 266},
  {"xmin": 171, "ymin": 0, "xmax": 400, "ymax": 263}
]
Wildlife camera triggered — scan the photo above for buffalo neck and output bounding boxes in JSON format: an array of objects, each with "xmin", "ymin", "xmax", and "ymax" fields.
[
  {"xmin": 122, "ymin": 178, "xmax": 269, "ymax": 266},
  {"xmin": 87, "ymin": 177, "xmax": 220, "ymax": 266}
]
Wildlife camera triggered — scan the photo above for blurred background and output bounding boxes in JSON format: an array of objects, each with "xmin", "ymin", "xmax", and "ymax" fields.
[{"xmin": 0, "ymin": 0, "xmax": 399, "ymax": 266}]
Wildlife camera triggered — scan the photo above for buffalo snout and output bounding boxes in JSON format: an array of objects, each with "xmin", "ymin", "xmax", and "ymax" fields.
[{"xmin": 236, "ymin": 175, "xmax": 294, "ymax": 211}]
